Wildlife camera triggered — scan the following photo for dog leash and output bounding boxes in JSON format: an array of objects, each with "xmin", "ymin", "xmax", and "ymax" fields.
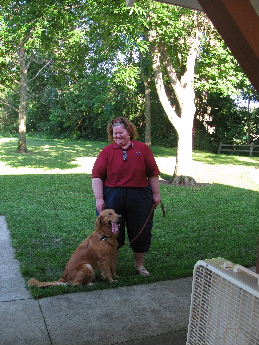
[
  {"xmin": 160, "ymin": 200, "xmax": 166, "ymax": 217},
  {"xmin": 127, "ymin": 201, "xmax": 166, "ymax": 246}
]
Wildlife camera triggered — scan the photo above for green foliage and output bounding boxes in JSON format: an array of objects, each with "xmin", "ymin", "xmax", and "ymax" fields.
[
  {"xmin": 207, "ymin": 93, "xmax": 259, "ymax": 145},
  {"xmin": 196, "ymin": 37, "xmax": 248, "ymax": 96},
  {"xmin": 0, "ymin": 0, "xmax": 257, "ymax": 151},
  {"xmin": 114, "ymin": 64, "xmax": 140, "ymax": 90},
  {"xmin": 194, "ymin": 91, "xmax": 259, "ymax": 151},
  {"xmin": 0, "ymin": 91, "xmax": 19, "ymax": 133}
]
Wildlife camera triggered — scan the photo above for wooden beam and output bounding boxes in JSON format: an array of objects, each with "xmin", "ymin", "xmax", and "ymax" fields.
[
  {"xmin": 154, "ymin": 0, "xmax": 202, "ymax": 11},
  {"xmin": 198, "ymin": 0, "xmax": 259, "ymax": 93},
  {"xmin": 223, "ymin": 0, "xmax": 259, "ymax": 57}
]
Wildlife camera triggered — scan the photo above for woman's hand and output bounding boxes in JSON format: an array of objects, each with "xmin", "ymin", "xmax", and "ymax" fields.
[
  {"xmin": 92, "ymin": 178, "xmax": 105, "ymax": 214},
  {"xmin": 149, "ymin": 176, "xmax": 161, "ymax": 207},
  {"xmin": 152, "ymin": 193, "xmax": 161, "ymax": 207},
  {"xmin": 96, "ymin": 198, "xmax": 105, "ymax": 214}
]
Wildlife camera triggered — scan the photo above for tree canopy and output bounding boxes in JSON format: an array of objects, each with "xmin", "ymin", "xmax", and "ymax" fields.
[{"xmin": 0, "ymin": 0, "xmax": 257, "ymax": 163}]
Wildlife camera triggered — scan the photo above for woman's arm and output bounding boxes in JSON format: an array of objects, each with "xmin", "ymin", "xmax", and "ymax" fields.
[
  {"xmin": 92, "ymin": 177, "xmax": 105, "ymax": 214},
  {"xmin": 149, "ymin": 175, "xmax": 161, "ymax": 206}
]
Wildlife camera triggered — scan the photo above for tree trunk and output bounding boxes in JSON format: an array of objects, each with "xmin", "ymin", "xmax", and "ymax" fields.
[
  {"xmin": 144, "ymin": 77, "xmax": 151, "ymax": 146},
  {"xmin": 17, "ymin": 45, "xmax": 28, "ymax": 153},
  {"xmin": 172, "ymin": 82, "xmax": 196, "ymax": 185},
  {"xmin": 139, "ymin": 44, "xmax": 152, "ymax": 146},
  {"xmin": 247, "ymin": 97, "xmax": 252, "ymax": 143},
  {"xmin": 173, "ymin": 124, "xmax": 196, "ymax": 185}
]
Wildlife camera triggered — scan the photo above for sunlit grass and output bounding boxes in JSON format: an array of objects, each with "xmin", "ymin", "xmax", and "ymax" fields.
[
  {"xmin": 193, "ymin": 150, "xmax": 259, "ymax": 167},
  {"xmin": 0, "ymin": 136, "xmax": 106, "ymax": 173}
]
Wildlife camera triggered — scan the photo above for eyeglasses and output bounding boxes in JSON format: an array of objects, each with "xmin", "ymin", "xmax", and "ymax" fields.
[{"xmin": 122, "ymin": 150, "xmax": 128, "ymax": 161}]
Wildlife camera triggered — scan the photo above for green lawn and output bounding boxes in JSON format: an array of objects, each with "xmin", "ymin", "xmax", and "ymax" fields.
[{"xmin": 0, "ymin": 136, "xmax": 258, "ymax": 298}]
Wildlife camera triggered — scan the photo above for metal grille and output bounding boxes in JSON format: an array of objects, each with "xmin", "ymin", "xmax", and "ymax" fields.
[{"xmin": 187, "ymin": 264, "xmax": 259, "ymax": 345}]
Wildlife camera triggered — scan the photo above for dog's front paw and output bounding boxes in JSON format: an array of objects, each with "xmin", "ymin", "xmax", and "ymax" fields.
[
  {"xmin": 107, "ymin": 278, "xmax": 118, "ymax": 283},
  {"xmin": 107, "ymin": 278, "xmax": 114, "ymax": 283},
  {"xmin": 87, "ymin": 282, "xmax": 95, "ymax": 286},
  {"xmin": 113, "ymin": 273, "xmax": 119, "ymax": 279}
]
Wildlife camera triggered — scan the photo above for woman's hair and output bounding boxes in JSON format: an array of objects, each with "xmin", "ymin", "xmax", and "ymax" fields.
[{"xmin": 107, "ymin": 117, "xmax": 139, "ymax": 143}]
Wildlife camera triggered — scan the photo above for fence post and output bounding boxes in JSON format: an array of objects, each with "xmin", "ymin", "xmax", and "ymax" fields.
[
  {"xmin": 218, "ymin": 142, "xmax": 222, "ymax": 154},
  {"xmin": 249, "ymin": 143, "xmax": 254, "ymax": 157}
]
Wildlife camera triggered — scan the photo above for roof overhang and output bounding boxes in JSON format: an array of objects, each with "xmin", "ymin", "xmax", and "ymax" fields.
[
  {"xmin": 126, "ymin": 0, "xmax": 202, "ymax": 10},
  {"xmin": 151, "ymin": 0, "xmax": 202, "ymax": 11}
]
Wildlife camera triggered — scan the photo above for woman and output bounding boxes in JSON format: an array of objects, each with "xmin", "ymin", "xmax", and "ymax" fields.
[{"xmin": 92, "ymin": 117, "xmax": 161, "ymax": 276}]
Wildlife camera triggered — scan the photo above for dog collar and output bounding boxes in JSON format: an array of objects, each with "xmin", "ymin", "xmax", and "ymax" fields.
[
  {"xmin": 100, "ymin": 234, "xmax": 118, "ymax": 249},
  {"xmin": 100, "ymin": 235, "xmax": 112, "ymax": 241}
]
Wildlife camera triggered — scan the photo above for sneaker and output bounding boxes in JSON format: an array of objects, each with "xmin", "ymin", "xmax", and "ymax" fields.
[{"xmin": 136, "ymin": 265, "xmax": 150, "ymax": 276}]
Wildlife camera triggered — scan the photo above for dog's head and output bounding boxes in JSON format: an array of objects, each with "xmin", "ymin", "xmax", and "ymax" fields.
[{"xmin": 96, "ymin": 209, "xmax": 121, "ymax": 236}]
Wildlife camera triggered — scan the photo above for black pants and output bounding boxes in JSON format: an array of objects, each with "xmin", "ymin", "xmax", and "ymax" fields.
[{"xmin": 103, "ymin": 186, "xmax": 154, "ymax": 253}]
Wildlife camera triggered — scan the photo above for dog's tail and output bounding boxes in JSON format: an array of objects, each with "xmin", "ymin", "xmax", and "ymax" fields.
[
  {"xmin": 28, "ymin": 277, "xmax": 67, "ymax": 288},
  {"xmin": 28, "ymin": 264, "xmax": 95, "ymax": 288}
]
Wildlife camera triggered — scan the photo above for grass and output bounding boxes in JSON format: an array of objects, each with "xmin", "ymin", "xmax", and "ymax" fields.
[
  {"xmin": 0, "ymin": 135, "xmax": 259, "ymax": 299},
  {"xmin": 0, "ymin": 136, "xmax": 106, "ymax": 170}
]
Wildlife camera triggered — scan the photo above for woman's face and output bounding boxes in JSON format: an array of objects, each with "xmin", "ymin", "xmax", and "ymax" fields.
[{"xmin": 112, "ymin": 124, "xmax": 131, "ymax": 147}]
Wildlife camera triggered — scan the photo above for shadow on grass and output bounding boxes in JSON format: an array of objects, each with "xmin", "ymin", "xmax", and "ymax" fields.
[
  {"xmin": 0, "ymin": 137, "xmax": 106, "ymax": 170},
  {"xmin": 0, "ymin": 172, "xmax": 258, "ymax": 298}
]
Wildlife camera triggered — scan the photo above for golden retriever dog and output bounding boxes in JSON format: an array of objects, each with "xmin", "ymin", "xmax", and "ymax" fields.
[{"xmin": 28, "ymin": 209, "xmax": 121, "ymax": 288}]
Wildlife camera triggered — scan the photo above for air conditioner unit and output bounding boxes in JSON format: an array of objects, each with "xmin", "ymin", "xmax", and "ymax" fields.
[{"xmin": 186, "ymin": 258, "xmax": 259, "ymax": 345}]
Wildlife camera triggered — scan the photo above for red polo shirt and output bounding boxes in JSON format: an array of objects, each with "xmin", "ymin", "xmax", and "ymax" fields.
[{"xmin": 92, "ymin": 141, "xmax": 160, "ymax": 187}]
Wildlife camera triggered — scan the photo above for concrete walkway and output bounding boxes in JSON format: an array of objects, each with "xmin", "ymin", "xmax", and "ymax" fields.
[{"xmin": 0, "ymin": 216, "xmax": 192, "ymax": 345}]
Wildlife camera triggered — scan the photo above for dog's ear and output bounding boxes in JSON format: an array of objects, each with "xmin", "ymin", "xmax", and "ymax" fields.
[{"xmin": 96, "ymin": 215, "xmax": 102, "ymax": 232}]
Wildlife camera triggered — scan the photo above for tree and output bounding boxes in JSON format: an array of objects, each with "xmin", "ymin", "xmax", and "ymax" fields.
[
  {"xmin": 0, "ymin": 0, "xmax": 84, "ymax": 152},
  {"xmin": 17, "ymin": 35, "xmax": 30, "ymax": 153},
  {"xmin": 131, "ymin": 5, "xmax": 208, "ymax": 185},
  {"xmin": 1, "ymin": 0, "xmax": 254, "ymax": 160},
  {"xmin": 139, "ymin": 43, "xmax": 153, "ymax": 145},
  {"xmin": 126, "ymin": 1, "xmax": 253, "ymax": 184},
  {"xmin": 148, "ymin": 18, "xmax": 198, "ymax": 184}
]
